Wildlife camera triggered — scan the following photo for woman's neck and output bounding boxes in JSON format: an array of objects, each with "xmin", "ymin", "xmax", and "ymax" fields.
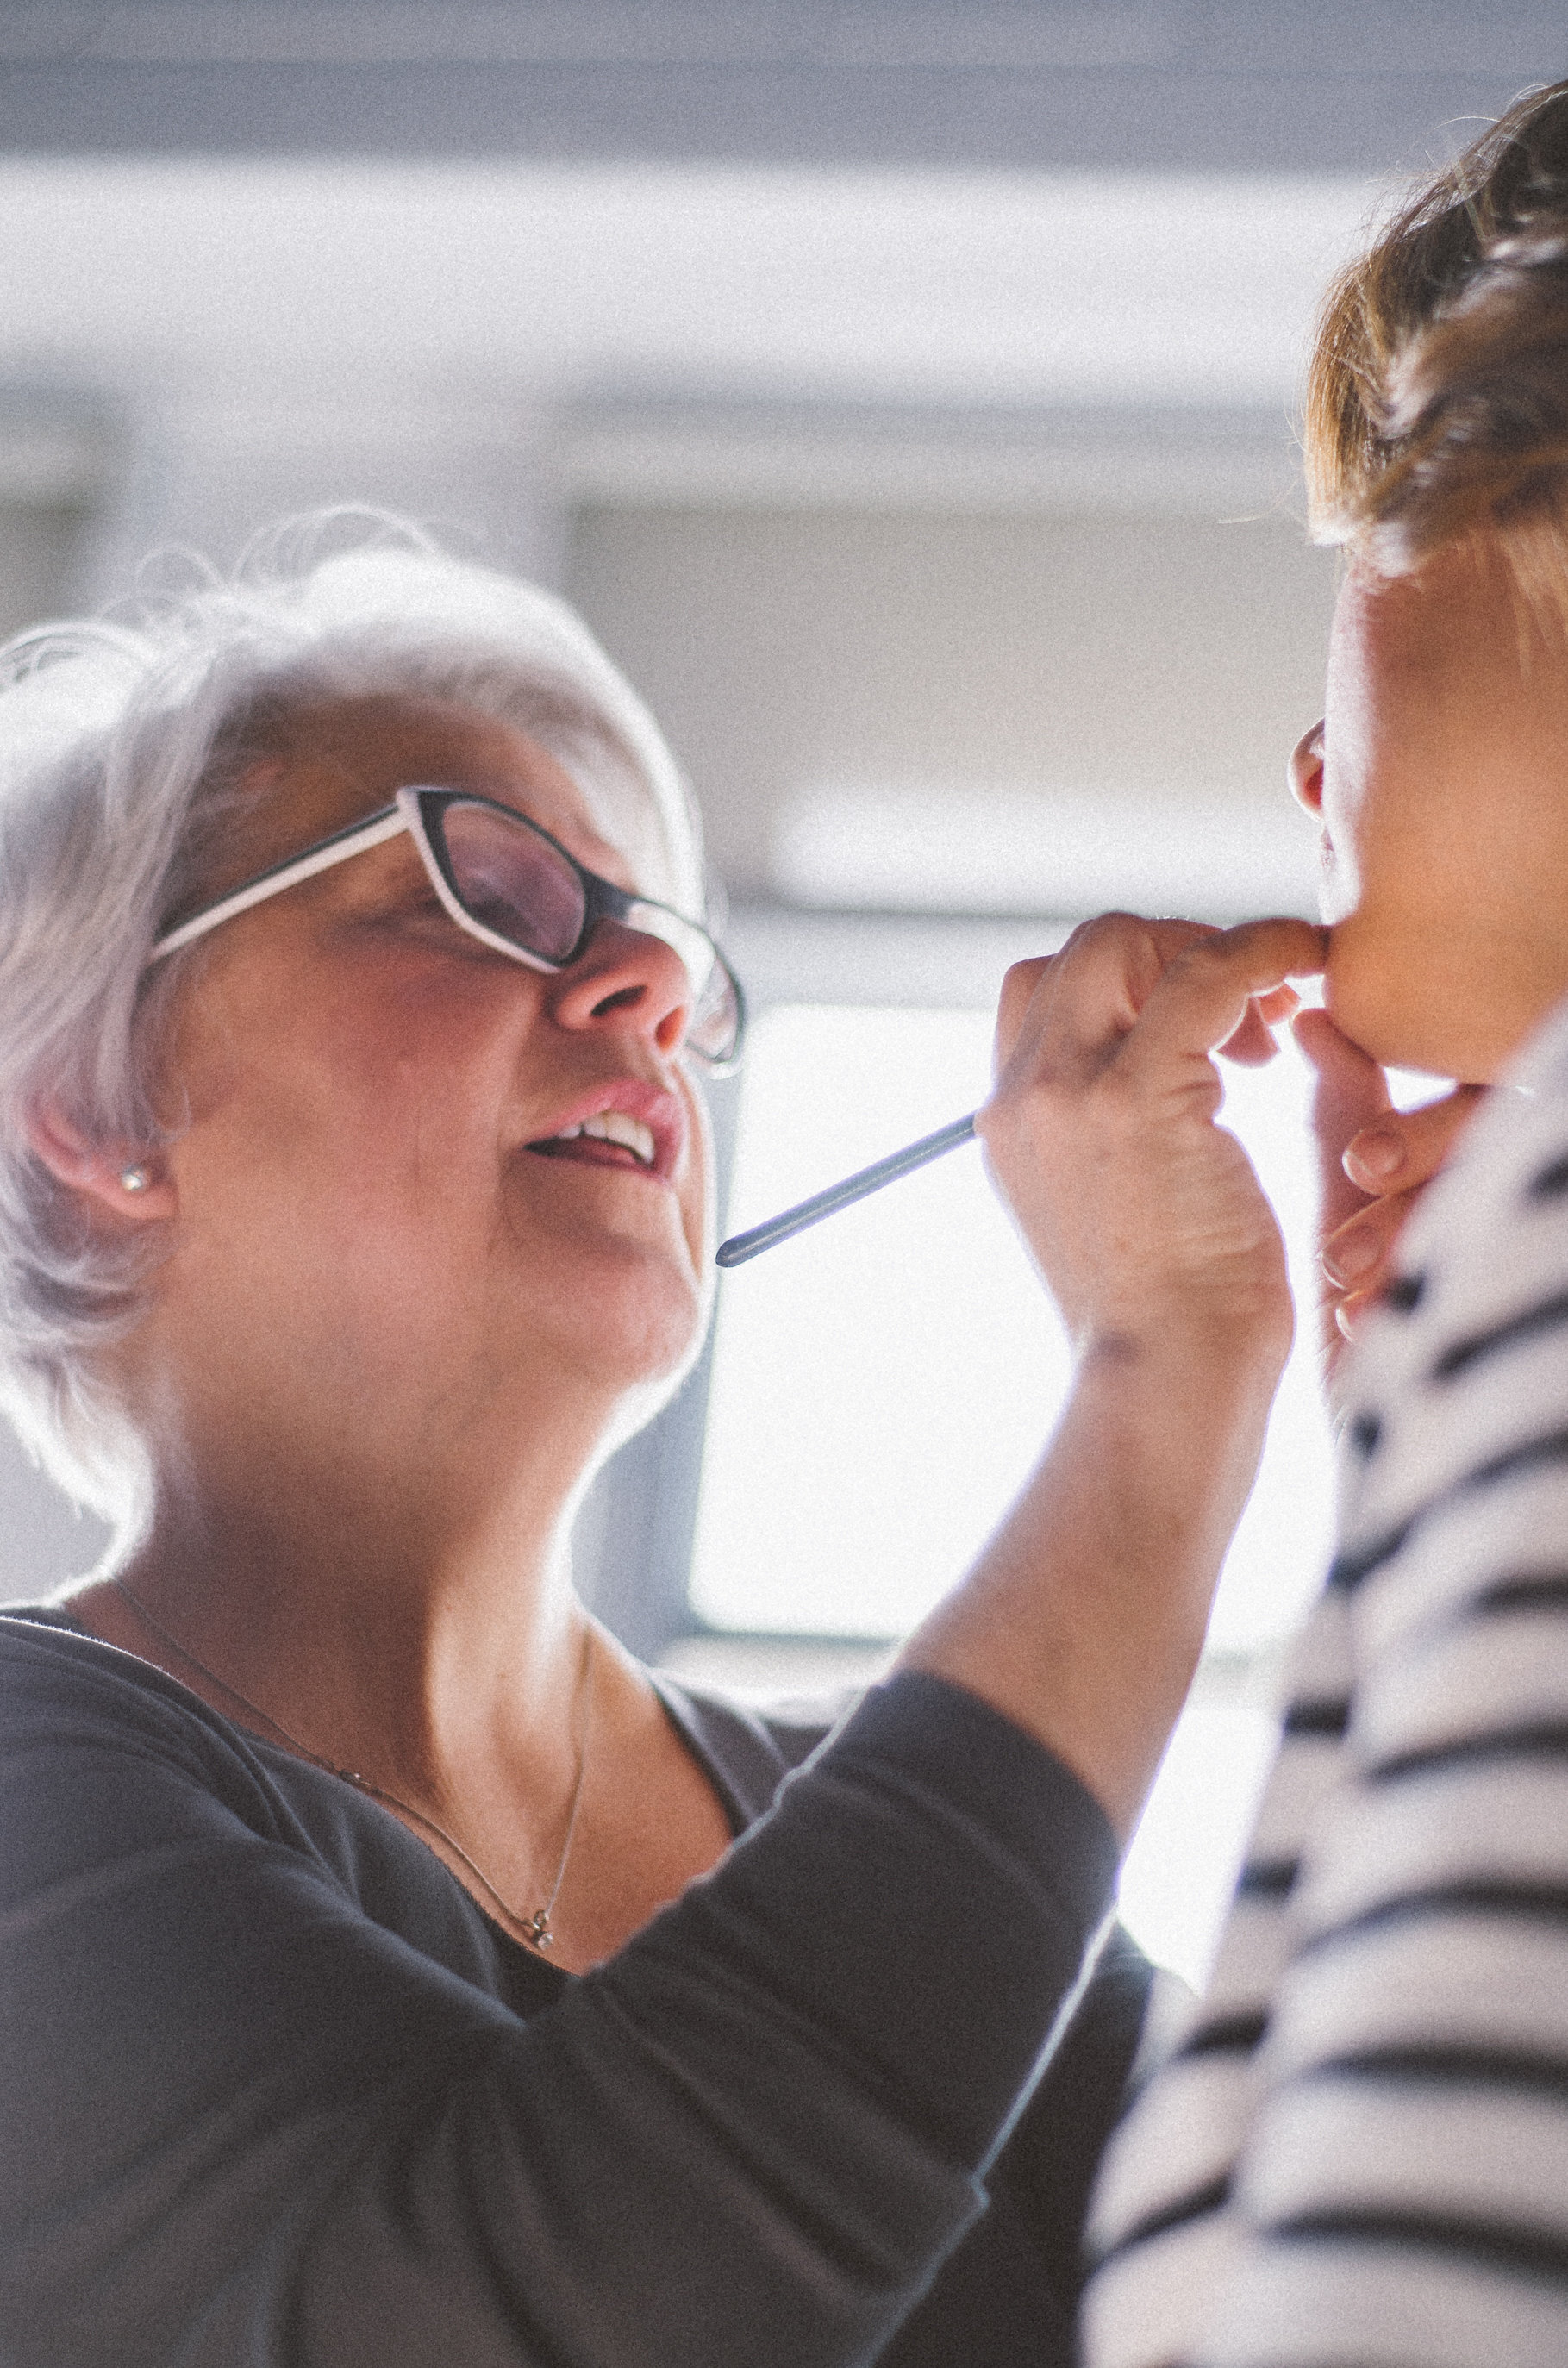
[
  {"xmin": 65, "ymin": 1435, "xmax": 737, "ymax": 1973},
  {"xmin": 72, "ymin": 1391, "xmax": 609, "ymax": 1823}
]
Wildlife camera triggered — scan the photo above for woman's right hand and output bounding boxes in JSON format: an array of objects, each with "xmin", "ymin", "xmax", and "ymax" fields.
[{"xmin": 975, "ymin": 912, "xmax": 1327, "ymax": 1373}]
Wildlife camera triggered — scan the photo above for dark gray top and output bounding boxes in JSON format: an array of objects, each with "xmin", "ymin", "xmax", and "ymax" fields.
[{"xmin": 0, "ymin": 1605, "xmax": 1152, "ymax": 2366}]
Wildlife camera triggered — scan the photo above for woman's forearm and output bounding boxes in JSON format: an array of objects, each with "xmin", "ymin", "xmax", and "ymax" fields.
[
  {"xmin": 900, "ymin": 1325, "xmax": 1284, "ymax": 1840},
  {"xmin": 896, "ymin": 915, "xmax": 1323, "ymax": 1840}
]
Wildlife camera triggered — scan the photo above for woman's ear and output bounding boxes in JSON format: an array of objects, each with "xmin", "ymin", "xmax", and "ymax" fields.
[
  {"xmin": 25, "ymin": 1100, "xmax": 176, "ymax": 1223},
  {"xmin": 1289, "ymin": 721, "xmax": 1327, "ymax": 815}
]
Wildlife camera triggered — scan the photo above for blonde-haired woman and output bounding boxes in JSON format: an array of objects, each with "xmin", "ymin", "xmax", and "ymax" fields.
[{"xmin": 1086, "ymin": 80, "xmax": 1568, "ymax": 2368}]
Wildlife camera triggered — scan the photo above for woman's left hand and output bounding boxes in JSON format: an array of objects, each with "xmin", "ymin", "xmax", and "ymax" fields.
[{"xmin": 1295, "ymin": 1007, "xmax": 1484, "ymax": 1377}]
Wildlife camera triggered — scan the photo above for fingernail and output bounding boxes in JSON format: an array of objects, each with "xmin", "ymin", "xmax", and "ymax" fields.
[
  {"xmin": 1322, "ymin": 1224, "xmax": 1380, "ymax": 1285},
  {"xmin": 1345, "ymin": 1128, "xmax": 1402, "ymax": 1184}
]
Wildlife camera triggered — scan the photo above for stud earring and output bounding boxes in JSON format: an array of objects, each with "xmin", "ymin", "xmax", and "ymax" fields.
[{"xmin": 119, "ymin": 1165, "xmax": 151, "ymax": 1194}]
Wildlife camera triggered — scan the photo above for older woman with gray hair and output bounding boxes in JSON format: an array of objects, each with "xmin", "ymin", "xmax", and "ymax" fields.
[{"xmin": 0, "ymin": 515, "xmax": 1327, "ymax": 2366}]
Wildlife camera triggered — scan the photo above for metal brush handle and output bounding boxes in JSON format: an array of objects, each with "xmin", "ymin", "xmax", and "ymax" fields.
[{"xmin": 715, "ymin": 1112, "xmax": 978, "ymax": 1268}]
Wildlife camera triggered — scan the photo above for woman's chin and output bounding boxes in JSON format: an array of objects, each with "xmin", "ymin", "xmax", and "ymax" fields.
[
  {"xmin": 1323, "ymin": 946, "xmax": 1504, "ymax": 1087},
  {"xmin": 542, "ymin": 1245, "xmax": 711, "ymax": 1396}
]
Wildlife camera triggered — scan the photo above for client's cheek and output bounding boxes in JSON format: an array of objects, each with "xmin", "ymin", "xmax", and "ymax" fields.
[
  {"xmin": 1324, "ymin": 907, "xmax": 1493, "ymax": 1083},
  {"xmin": 1320, "ymin": 915, "xmax": 1419, "ymax": 1072},
  {"xmin": 1312, "ymin": 778, "xmax": 1366, "ymax": 928},
  {"xmin": 1315, "ymin": 829, "xmax": 1359, "ymax": 928}
]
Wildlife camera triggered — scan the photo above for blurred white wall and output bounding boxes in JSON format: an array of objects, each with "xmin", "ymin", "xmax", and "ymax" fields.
[
  {"xmin": 0, "ymin": 156, "xmax": 1377, "ymax": 597},
  {"xmin": 566, "ymin": 502, "xmax": 1337, "ymax": 908},
  {"xmin": 0, "ymin": 153, "xmax": 1363, "ymax": 1598},
  {"xmin": 0, "ymin": 1429, "xmax": 109, "ymax": 1603}
]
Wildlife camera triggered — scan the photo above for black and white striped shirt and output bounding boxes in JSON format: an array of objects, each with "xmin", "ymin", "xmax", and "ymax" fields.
[{"xmin": 1084, "ymin": 997, "xmax": 1568, "ymax": 2368}]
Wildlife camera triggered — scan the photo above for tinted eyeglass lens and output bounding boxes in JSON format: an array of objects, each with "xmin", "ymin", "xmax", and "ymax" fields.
[
  {"xmin": 434, "ymin": 797, "xmax": 740, "ymax": 1068},
  {"xmin": 440, "ymin": 801, "xmax": 585, "ymax": 961}
]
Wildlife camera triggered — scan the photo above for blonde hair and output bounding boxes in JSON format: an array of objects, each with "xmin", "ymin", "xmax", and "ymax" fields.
[
  {"xmin": 0, "ymin": 512, "xmax": 703, "ymax": 1527},
  {"xmin": 1306, "ymin": 79, "xmax": 1568, "ymax": 625}
]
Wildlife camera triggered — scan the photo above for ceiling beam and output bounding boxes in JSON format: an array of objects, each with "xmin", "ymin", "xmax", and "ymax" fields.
[{"xmin": 0, "ymin": 3, "xmax": 1558, "ymax": 172}]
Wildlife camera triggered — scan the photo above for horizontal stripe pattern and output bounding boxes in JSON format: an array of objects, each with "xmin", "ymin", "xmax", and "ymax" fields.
[
  {"xmin": 1082, "ymin": 2212, "xmax": 1244, "ymax": 2367},
  {"xmin": 1265, "ymin": 1916, "xmax": 1568, "ymax": 2074},
  {"xmin": 1083, "ymin": 1010, "xmax": 1568, "ymax": 2366},
  {"xmin": 1196, "ymin": 1896, "xmax": 1299, "ymax": 2024},
  {"xmin": 1353, "ymin": 1471, "xmax": 1568, "ymax": 1665},
  {"xmin": 1202, "ymin": 2235, "xmax": 1568, "ymax": 2368},
  {"xmin": 1292, "ymin": 1761, "xmax": 1568, "ymax": 1934},
  {"xmin": 1238, "ymin": 2074, "xmax": 1568, "ymax": 2250},
  {"xmin": 1353, "ymin": 1612, "xmax": 1568, "ymax": 1766},
  {"xmin": 1430, "ymin": 1286, "xmax": 1568, "ymax": 1382}
]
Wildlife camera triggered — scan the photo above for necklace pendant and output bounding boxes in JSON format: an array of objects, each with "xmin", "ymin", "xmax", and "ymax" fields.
[{"xmin": 522, "ymin": 1909, "xmax": 554, "ymax": 1951}]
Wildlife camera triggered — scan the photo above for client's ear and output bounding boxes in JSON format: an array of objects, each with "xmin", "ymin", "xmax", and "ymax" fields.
[
  {"xmin": 25, "ymin": 1101, "xmax": 176, "ymax": 1223},
  {"xmin": 1289, "ymin": 722, "xmax": 1326, "ymax": 815}
]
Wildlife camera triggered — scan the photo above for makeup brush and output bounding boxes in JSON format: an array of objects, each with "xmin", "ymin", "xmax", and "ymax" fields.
[{"xmin": 715, "ymin": 1112, "xmax": 978, "ymax": 1267}]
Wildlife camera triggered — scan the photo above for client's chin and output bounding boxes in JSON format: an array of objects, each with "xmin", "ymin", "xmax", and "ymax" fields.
[{"xmin": 1322, "ymin": 922, "xmax": 1502, "ymax": 1090}]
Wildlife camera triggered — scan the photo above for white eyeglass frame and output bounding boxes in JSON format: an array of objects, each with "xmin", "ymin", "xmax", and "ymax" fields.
[{"xmin": 147, "ymin": 784, "xmax": 744, "ymax": 1071}]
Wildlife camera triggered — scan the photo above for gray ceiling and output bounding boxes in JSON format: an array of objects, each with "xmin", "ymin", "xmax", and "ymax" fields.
[{"xmin": 0, "ymin": 2, "xmax": 1562, "ymax": 172}]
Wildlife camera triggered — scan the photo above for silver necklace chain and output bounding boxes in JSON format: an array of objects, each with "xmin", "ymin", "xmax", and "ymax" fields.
[{"xmin": 111, "ymin": 1576, "xmax": 595, "ymax": 1957}]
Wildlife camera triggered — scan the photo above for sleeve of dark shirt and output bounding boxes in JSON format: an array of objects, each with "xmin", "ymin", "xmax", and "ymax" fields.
[{"xmin": 0, "ymin": 1626, "xmax": 1118, "ymax": 2368}]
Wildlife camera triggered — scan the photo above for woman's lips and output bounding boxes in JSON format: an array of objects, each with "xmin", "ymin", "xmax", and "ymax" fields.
[
  {"xmin": 524, "ymin": 1080, "xmax": 686, "ymax": 1182},
  {"xmin": 531, "ymin": 1131, "xmax": 651, "ymax": 1175}
]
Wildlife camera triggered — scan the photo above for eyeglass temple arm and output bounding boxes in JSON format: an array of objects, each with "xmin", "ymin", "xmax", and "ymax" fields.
[
  {"xmin": 715, "ymin": 1112, "xmax": 978, "ymax": 1268},
  {"xmin": 148, "ymin": 805, "xmax": 408, "ymax": 963}
]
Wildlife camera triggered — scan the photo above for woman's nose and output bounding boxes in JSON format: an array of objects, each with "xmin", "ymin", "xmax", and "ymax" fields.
[{"xmin": 546, "ymin": 920, "xmax": 693, "ymax": 1058}]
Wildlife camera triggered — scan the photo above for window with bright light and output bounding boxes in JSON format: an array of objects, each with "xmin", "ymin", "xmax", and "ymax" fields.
[{"xmin": 691, "ymin": 1000, "xmax": 1340, "ymax": 1985}]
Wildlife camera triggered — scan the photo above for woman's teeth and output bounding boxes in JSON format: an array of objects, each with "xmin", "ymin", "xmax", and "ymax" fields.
[{"xmin": 550, "ymin": 1111, "xmax": 657, "ymax": 1165}]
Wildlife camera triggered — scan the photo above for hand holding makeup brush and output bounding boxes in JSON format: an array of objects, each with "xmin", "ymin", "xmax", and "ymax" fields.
[
  {"xmin": 901, "ymin": 912, "xmax": 1327, "ymax": 1840},
  {"xmin": 975, "ymin": 913, "xmax": 1326, "ymax": 1365}
]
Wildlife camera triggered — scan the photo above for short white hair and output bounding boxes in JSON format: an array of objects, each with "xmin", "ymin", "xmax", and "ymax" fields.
[{"xmin": 0, "ymin": 511, "xmax": 704, "ymax": 1528}]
